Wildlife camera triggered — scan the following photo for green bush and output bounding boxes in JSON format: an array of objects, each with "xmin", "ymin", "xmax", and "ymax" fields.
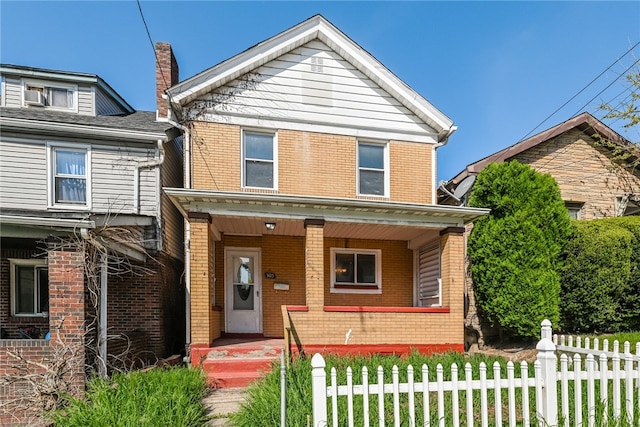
[
  {"xmin": 49, "ymin": 367, "xmax": 209, "ymax": 427},
  {"xmin": 468, "ymin": 161, "xmax": 571, "ymax": 339},
  {"xmin": 560, "ymin": 217, "xmax": 640, "ymax": 333}
]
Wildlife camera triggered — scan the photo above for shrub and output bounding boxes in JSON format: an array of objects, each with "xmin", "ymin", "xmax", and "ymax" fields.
[
  {"xmin": 560, "ymin": 217, "xmax": 640, "ymax": 333},
  {"xmin": 49, "ymin": 367, "xmax": 209, "ymax": 426},
  {"xmin": 468, "ymin": 161, "xmax": 571, "ymax": 339}
]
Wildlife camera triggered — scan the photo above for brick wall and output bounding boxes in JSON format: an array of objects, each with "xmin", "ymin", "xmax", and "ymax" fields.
[
  {"xmin": 209, "ymin": 234, "xmax": 418, "ymax": 338},
  {"xmin": 1, "ymin": 249, "xmax": 85, "ymax": 425},
  {"xmin": 190, "ymin": 122, "xmax": 434, "ymax": 204},
  {"xmin": 512, "ymin": 129, "xmax": 640, "ymax": 219},
  {"xmin": 107, "ymin": 251, "xmax": 185, "ymax": 359}
]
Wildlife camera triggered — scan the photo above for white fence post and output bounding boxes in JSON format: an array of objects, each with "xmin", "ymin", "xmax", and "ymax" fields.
[
  {"xmin": 311, "ymin": 353, "xmax": 328, "ymax": 427},
  {"xmin": 536, "ymin": 319, "xmax": 558, "ymax": 427}
]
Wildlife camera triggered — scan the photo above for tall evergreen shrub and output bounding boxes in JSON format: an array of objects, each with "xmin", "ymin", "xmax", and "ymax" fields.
[
  {"xmin": 560, "ymin": 217, "xmax": 640, "ymax": 332},
  {"xmin": 468, "ymin": 161, "xmax": 571, "ymax": 339}
]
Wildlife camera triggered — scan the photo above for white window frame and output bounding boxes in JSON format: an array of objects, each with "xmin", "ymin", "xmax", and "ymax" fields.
[
  {"xmin": 241, "ymin": 129, "xmax": 278, "ymax": 190},
  {"xmin": 9, "ymin": 259, "xmax": 49, "ymax": 317},
  {"xmin": 357, "ymin": 140, "xmax": 389, "ymax": 197},
  {"xmin": 330, "ymin": 248, "xmax": 382, "ymax": 294},
  {"xmin": 46, "ymin": 142, "xmax": 92, "ymax": 210},
  {"xmin": 23, "ymin": 79, "xmax": 78, "ymax": 112}
]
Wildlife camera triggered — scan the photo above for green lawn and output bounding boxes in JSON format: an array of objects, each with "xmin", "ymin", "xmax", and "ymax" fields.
[{"xmin": 232, "ymin": 350, "xmax": 639, "ymax": 427}]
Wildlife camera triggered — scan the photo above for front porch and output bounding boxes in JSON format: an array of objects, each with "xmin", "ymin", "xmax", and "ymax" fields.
[{"xmin": 167, "ymin": 190, "xmax": 486, "ymax": 360}]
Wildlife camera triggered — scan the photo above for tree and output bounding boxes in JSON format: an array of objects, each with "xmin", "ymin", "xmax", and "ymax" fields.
[
  {"xmin": 468, "ymin": 161, "xmax": 571, "ymax": 340},
  {"xmin": 596, "ymin": 70, "xmax": 640, "ymax": 169}
]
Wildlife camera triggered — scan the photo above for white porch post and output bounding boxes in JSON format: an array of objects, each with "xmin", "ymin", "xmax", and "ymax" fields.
[{"xmin": 536, "ymin": 319, "xmax": 558, "ymax": 426}]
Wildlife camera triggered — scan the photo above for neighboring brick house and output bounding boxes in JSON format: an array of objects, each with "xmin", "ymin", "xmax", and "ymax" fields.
[
  {"xmin": 440, "ymin": 112, "xmax": 640, "ymax": 218},
  {"xmin": 0, "ymin": 65, "xmax": 184, "ymax": 423},
  {"xmin": 158, "ymin": 15, "xmax": 488, "ymax": 358}
]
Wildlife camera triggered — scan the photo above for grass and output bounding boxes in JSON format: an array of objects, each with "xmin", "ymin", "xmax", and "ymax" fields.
[
  {"xmin": 232, "ymin": 352, "xmax": 536, "ymax": 427},
  {"xmin": 584, "ymin": 331, "xmax": 640, "ymax": 350},
  {"xmin": 48, "ymin": 367, "xmax": 209, "ymax": 427},
  {"xmin": 232, "ymin": 351, "xmax": 640, "ymax": 427}
]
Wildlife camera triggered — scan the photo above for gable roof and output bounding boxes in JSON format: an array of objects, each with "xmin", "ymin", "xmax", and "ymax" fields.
[
  {"xmin": 447, "ymin": 112, "xmax": 634, "ymax": 186},
  {"xmin": 0, "ymin": 64, "xmax": 135, "ymax": 114},
  {"xmin": 0, "ymin": 107, "xmax": 173, "ymax": 142},
  {"xmin": 166, "ymin": 15, "xmax": 455, "ymax": 142}
]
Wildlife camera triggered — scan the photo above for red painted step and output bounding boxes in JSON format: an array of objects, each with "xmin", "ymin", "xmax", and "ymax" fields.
[{"xmin": 195, "ymin": 338, "xmax": 284, "ymax": 388}]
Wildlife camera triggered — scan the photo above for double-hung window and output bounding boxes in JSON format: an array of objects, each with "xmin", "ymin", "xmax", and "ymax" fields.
[
  {"xmin": 25, "ymin": 81, "xmax": 76, "ymax": 110},
  {"xmin": 330, "ymin": 248, "xmax": 382, "ymax": 294},
  {"xmin": 243, "ymin": 131, "xmax": 277, "ymax": 189},
  {"xmin": 10, "ymin": 259, "xmax": 49, "ymax": 316},
  {"xmin": 358, "ymin": 141, "xmax": 388, "ymax": 196},
  {"xmin": 49, "ymin": 144, "xmax": 90, "ymax": 207}
]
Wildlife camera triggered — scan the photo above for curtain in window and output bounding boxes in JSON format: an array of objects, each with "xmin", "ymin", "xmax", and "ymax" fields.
[{"xmin": 55, "ymin": 150, "xmax": 86, "ymax": 203}]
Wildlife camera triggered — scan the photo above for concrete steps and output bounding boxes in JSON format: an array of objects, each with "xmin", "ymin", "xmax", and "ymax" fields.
[{"xmin": 194, "ymin": 338, "xmax": 283, "ymax": 388}]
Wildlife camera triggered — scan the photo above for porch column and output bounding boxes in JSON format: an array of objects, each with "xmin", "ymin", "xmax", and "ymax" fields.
[
  {"xmin": 304, "ymin": 219, "xmax": 325, "ymax": 311},
  {"xmin": 439, "ymin": 227, "xmax": 466, "ymax": 337},
  {"xmin": 48, "ymin": 250, "xmax": 85, "ymax": 396},
  {"xmin": 188, "ymin": 213, "xmax": 214, "ymax": 345}
]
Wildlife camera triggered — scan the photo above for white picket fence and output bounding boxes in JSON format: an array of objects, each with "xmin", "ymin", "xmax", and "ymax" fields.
[{"xmin": 310, "ymin": 320, "xmax": 640, "ymax": 427}]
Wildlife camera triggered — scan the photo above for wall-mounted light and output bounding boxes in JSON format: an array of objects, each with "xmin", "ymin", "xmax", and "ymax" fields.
[{"xmin": 265, "ymin": 222, "xmax": 276, "ymax": 231}]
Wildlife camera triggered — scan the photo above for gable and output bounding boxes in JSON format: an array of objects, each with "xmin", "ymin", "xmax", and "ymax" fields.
[
  {"xmin": 185, "ymin": 40, "xmax": 437, "ymax": 142},
  {"xmin": 168, "ymin": 15, "xmax": 454, "ymax": 143}
]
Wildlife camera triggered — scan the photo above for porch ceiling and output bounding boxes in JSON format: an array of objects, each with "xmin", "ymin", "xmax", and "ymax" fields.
[
  {"xmin": 165, "ymin": 188, "xmax": 489, "ymax": 239},
  {"xmin": 214, "ymin": 215, "xmax": 440, "ymax": 241}
]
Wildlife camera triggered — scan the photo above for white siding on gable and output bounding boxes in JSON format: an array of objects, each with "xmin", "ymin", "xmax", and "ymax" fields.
[
  {"xmin": 0, "ymin": 139, "xmax": 48, "ymax": 210},
  {"xmin": 3, "ymin": 78, "xmax": 24, "ymax": 108},
  {"xmin": 96, "ymin": 87, "xmax": 129, "ymax": 116},
  {"xmin": 77, "ymin": 84, "xmax": 94, "ymax": 115},
  {"xmin": 189, "ymin": 40, "xmax": 437, "ymax": 139}
]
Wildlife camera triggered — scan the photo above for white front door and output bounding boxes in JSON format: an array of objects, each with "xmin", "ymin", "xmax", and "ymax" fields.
[{"xmin": 225, "ymin": 248, "xmax": 262, "ymax": 333}]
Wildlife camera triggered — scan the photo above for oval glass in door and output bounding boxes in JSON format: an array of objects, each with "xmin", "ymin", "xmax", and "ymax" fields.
[{"xmin": 233, "ymin": 256, "xmax": 254, "ymax": 310}]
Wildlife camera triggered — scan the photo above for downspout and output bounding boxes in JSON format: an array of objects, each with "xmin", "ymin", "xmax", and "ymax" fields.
[
  {"xmin": 81, "ymin": 227, "xmax": 108, "ymax": 377},
  {"xmin": 167, "ymin": 115, "xmax": 192, "ymax": 349},
  {"xmin": 433, "ymin": 125, "xmax": 457, "ymax": 204}
]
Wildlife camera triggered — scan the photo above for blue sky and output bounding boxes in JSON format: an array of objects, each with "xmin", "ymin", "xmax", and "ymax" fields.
[{"xmin": 1, "ymin": 1, "xmax": 639, "ymax": 181}]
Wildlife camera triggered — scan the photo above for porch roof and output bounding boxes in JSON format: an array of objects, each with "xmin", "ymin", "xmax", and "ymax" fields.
[{"xmin": 165, "ymin": 188, "xmax": 489, "ymax": 232}]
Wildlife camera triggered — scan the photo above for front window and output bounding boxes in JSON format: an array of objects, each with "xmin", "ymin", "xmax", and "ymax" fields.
[
  {"xmin": 49, "ymin": 145, "xmax": 89, "ymax": 207},
  {"xmin": 331, "ymin": 248, "xmax": 381, "ymax": 294},
  {"xmin": 10, "ymin": 259, "xmax": 49, "ymax": 316},
  {"xmin": 358, "ymin": 142, "xmax": 388, "ymax": 196},
  {"xmin": 243, "ymin": 131, "xmax": 276, "ymax": 189}
]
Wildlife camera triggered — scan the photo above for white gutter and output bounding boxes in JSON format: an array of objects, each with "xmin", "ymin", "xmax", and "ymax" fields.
[
  {"xmin": 0, "ymin": 214, "xmax": 95, "ymax": 229},
  {"xmin": 167, "ymin": 115, "xmax": 192, "ymax": 348}
]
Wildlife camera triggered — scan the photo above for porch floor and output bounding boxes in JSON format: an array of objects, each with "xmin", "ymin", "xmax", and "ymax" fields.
[{"xmin": 196, "ymin": 337, "xmax": 284, "ymax": 388}]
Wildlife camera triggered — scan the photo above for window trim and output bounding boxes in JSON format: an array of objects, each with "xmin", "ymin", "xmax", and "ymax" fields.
[
  {"xmin": 357, "ymin": 140, "xmax": 389, "ymax": 198},
  {"xmin": 241, "ymin": 129, "xmax": 278, "ymax": 190},
  {"xmin": 9, "ymin": 259, "xmax": 49, "ymax": 317},
  {"xmin": 330, "ymin": 248, "xmax": 382, "ymax": 294},
  {"xmin": 46, "ymin": 142, "xmax": 92, "ymax": 210},
  {"xmin": 22, "ymin": 79, "xmax": 78, "ymax": 112}
]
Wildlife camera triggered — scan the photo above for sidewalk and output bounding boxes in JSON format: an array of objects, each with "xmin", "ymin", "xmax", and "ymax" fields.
[{"xmin": 203, "ymin": 387, "xmax": 247, "ymax": 427}]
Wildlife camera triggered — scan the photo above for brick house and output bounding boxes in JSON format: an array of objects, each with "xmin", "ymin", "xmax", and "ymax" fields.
[
  {"xmin": 159, "ymin": 15, "xmax": 488, "ymax": 359},
  {"xmin": 440, "ymin": 112, "xmax": 640, "ymax": 218},
  {"xmin": 0, "ymin": 65, "xmax": 184, "ymax": 422}
]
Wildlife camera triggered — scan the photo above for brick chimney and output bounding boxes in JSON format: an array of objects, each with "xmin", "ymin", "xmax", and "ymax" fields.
[{"xmin": 155, "ymin": 42, "xmax": 179, "ymax": 120}]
